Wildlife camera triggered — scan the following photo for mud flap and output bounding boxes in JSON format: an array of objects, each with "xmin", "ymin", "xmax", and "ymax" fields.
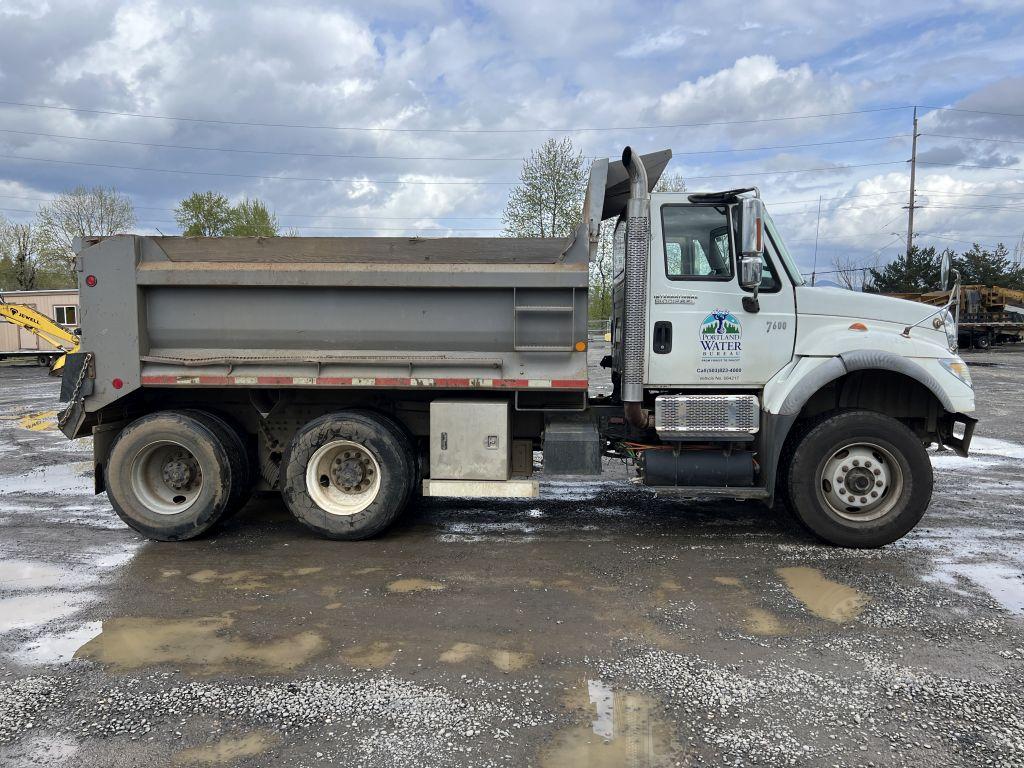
[{"xmin": 945, "ymin": 413, "xmax": 977, "ymax": 457}]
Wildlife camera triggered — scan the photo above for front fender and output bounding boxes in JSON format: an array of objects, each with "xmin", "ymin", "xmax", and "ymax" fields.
[{"xmin": 763, "ymin": 349, "xmax": 963, "ymax": 416}]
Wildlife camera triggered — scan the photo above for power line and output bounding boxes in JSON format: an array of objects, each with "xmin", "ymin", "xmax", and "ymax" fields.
[
  {"xmin": 917, "ymin": 188, "xmax": 1024, "ymax": 200},
  {"xmin": 0, "ymin": 126, "xmax": 911, "ymax": 160},
  {"xmin": 0, "ymin": 194, "xmax": 502, "ymax": 222},
  {"xmin": 0, "ymin": 127, "xmax": 524, "ymax": 162},
  {"xmin": 921, "ymin": 105, "xmax": 1024, "ymax": 119},
  {"xmin": 922, "ymin": 133, "xmax": 1024, "ymax": 146},
  {"xmin": 918, "ymin": 160, "xmax": 1024, "ymax": 172},
  {"xmin": 0, "ymin": 151, "xmax": 909, "ymax": 185},
  {"xmin": 0, "ymin": 153, "xmax": 515, "ymax": 185},
  {"xmin": 683, "ymin": 160, "xmax": 906, "ymax": 181},
  {"xmin": 0, "ymin": 99, "xmax": 914, "ymax": 133}
]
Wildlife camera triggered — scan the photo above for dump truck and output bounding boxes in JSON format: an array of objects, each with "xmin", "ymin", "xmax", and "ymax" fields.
[{"xmin": 57, "ymin": 147, "xmax": 977, "ymax": 548}]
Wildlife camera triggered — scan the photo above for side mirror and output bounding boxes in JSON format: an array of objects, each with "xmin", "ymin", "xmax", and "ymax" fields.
[
  {"xmin": 739, "ymin": 197, "xmax": 764, "ymax": 257},
  {"xmin": 739, "ymin": 255, "xmax": 763, "ymax": 289},
  {"xmin": 940, "ymin": 250, "xmax": 951, "ymax": 291}
]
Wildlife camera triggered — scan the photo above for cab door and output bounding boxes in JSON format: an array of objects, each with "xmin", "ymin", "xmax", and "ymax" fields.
[{"xmin": 645, "ymin": 200, "xmax": 796, "ymax": 388}]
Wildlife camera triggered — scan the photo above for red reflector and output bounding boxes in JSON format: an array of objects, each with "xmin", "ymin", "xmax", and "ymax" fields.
[
  {"xmin": 112, "ymin": 378, "xmax": 124, "ymax": 390},
  {"xmin": 85, "ymin": 275, "xmax": 97, "ymax": 287},
  {"xmin": 849, "ymin": 322, "xmax": 868, "ymax": 332}
]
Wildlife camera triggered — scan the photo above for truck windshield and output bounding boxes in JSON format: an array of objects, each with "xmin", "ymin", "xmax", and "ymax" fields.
[{"xmin": 764, "ymin": 212, "xmax": 806, "ymax": 285}]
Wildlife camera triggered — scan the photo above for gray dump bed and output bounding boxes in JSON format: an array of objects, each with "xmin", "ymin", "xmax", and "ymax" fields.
[
  {"xmin": 71, "ymin": 149, "xmax": 671, "ymax": 423},
  {"xmin": 75, "ymin": 233, "xmax": 589, "ymax": 414}
]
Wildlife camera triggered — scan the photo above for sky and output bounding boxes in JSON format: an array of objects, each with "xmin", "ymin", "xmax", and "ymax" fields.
[{"xmin": 1, "ymin": 0, "xmax": 1024, "ymax": 279}]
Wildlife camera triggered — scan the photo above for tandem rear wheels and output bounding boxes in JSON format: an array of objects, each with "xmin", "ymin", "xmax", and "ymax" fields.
[
  {"xmin": 105, "ymin": 408, "xmax": 415, "ymax": 541},
  {"xmin": 783, "ymin": 410, "xmax": 933, "ymax": 548},
  {"xmin": 280, "ymin": 410, "xmax": 416, "ymax": 540},
  {"xmin": 105, "ymin": 410, "xmax": 255, "ymax": 541}
]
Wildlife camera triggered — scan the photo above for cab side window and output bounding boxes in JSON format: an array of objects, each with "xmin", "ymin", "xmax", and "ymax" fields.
[{"xmin": 661, "ymin": 205, "xmax": 732, "ymax": 281}]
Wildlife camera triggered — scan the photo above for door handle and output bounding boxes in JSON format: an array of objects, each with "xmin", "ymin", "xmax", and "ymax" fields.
[{"xmin": 653, "ymin": 321, "xmax": 672, "ymax": 354}]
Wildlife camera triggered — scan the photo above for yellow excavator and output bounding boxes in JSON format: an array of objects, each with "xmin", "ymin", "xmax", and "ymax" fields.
[{"xmin": 0, "ymin": 292, "xmax": 80, "ymax": 374}]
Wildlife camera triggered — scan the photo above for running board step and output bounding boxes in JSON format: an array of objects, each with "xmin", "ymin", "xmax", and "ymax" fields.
[{"xmin": 422, "ymin": 478, "xmax": 539, "ymax": 498}]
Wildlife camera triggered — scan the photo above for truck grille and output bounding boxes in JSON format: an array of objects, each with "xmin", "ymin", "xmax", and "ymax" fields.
[{"xmin": 655, "ymin": 394, "xmax": 760, "ymax": 439}]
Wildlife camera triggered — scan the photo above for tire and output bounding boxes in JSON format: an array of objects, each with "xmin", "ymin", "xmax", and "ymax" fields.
[
  {"xmin": 785, "ymin": 410, "xmax": 932, "ymax": 548},
  {"xmin": 183, "ymin": 410, "xmax": 253, "ymax": 518},
  {"xmin": 36, "ymin": 354, "xmax": 52, "ymax": 367},
  {"xmin": 281, "ymin": 411, "xmax": 413, "ymax": 540},
  {"xmin": 974, "ymin": 334, "xmax": 991, "ymax": 350},
  {"xmin": 104, "ymin": 411, "xmax": 235, "ymax": 541}
]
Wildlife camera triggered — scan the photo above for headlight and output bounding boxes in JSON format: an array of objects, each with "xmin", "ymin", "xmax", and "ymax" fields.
[{"xmin": 940, "ymin": 358, "xmax": 972, "ymax": 388}]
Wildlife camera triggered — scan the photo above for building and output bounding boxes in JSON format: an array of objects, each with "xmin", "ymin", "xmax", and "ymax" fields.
[{"xmin": 0, "ymin": 288, "xmax": 80, "ymax": 363}]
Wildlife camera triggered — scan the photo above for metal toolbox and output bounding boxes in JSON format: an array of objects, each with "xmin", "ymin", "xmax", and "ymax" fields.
[{"xmin": 430, "ymin": 400, "xmax": 511, "ymax": 480}]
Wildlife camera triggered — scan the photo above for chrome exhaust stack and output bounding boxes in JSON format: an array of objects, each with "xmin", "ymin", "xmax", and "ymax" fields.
[{"xmin": 620, "ymin": 147, "xmax": 652, "ymax": 429}]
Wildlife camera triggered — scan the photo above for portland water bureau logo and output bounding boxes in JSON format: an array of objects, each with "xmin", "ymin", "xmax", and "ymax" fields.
[{"xmin": 699, "ymin": 309, "xmax": 742, "ymax": 362}]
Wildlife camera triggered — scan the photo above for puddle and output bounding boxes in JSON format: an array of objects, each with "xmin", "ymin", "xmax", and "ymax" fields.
[
  {"xmin": 928, "ymin": 561, "xmax": 1024, "ymax": 614},
  {"xmin": 744, "ymin": 608, "xmax": 786, "ymax": 636},
  {"xmin": 0, "ymin": 592, "xmax": 95, "ymax": 634},
  {"xmin": 13, "ymin": 621, "xmax": 102, "ymax": 665},
  {"xmin": 184, "ymin": 566, "xmax": 323, "ymax": 590},
  {"xmin": 0, "ymin": 462, "xmax": 92, "ymax": 495},
  {"xmin": 439, "ymin": 641, "xmax": 533, "ymax": 672},
  {"xmin": 173, "ymin": 732, "xmax": 278, "ymax": 765},
  {"xmin": 712, "ymin": 576, "xmax": 741, "ymax": 587},
  {"xmin": 543, "ymin": 680, "xmax": 676, "ymax": 767},
  {"xmin": 386, "ymin": 578, "xmax": 445, "ymax": 593},
  {"xmin": 777, "ymin": 567, "xmax": 868, "ymax": 623},
  {"xmin": 342, "ymin": 641, "xmax": 398, "ymax": 668},
  {"xmin": 712, "ymin": 575, "xmax": 787, "ymax": 636},
  {"xmin": 969, "ymin": 437, "xmax": 1024, "ymax": 460},
  {"xmin": 74, "ymin": 616, "xmax": 325, "ymax": 672},
  {"xmin": 0, "ymin": 560, "xmax": 75, "ymax": 591}
]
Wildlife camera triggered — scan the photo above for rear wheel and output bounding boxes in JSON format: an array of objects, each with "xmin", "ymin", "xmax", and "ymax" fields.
[
  {"xmin": 183, "ymin": 410, "xmax": 254, "ymax": 517},
  {"xmin": 785, "ymin": 410, "xmax": 932, "ymax": 548},
  {"xmin": 105, "ymin": 411, "xmax": 235, "ymax": 541},
  {"xmin": 281, "ymin": 411, "xmax": 412, "ymax": 540}
]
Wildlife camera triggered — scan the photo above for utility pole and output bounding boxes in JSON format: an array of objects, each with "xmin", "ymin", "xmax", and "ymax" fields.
[
  {"xmin": 811, "ymin": 195, "xmax": 822, "ymax": 285},
  {"xmin": 906, "ymin": 107, "xmax": 919, "ymax": 265}
]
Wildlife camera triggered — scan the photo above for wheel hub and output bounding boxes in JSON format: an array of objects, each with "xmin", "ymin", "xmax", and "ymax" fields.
[
  {"xmin": 307, "ymin": 440, "xmax": 383, "ymax": 516},
  {"xmin": 820, "ymin": 443, "xmax": 901, "ymax": 522},
  {"xmin": 161, "ymin": 458, "xmax": 194, "ymax": 491}
]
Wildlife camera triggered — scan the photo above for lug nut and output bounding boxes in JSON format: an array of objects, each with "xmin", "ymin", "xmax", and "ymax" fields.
[
  {"xmin": 873, "ymin": 468, "xmax": 881, "ymax": 476},
  {"xmin": 871, "ymin": 491, "xmax": 878, "ymax": 498},
  {"xmin": 852, "ymin": 459, "xmax": 860, "ymax": 467},
  {"xmin": 876, "ymin": 480, "xmax": 883, "ymax": 487},
  {"xmin": 865, "ymin": 461, "xmax": 872, "ymax": 468}
]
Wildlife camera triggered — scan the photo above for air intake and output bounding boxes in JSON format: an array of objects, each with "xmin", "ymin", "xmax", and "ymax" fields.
[{"xmin": 654, "ymin": 394, "xmax": 760, "ymax": 440}]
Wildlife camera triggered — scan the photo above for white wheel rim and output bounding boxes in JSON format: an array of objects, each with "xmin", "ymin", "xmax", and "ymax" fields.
[
  {"xmin": 819, "ymin": 442, "xmax": 904, "ymax": 523},
  {"xmin": 306, "ymin": 439, "xmax": 382, "ymax": 516},
  {"xmin": 130, "ymin": 440, "xmax": 204, "ymax": 515}
]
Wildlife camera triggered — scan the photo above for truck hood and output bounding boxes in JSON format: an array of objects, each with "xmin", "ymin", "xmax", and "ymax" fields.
[{"xmin": 796, "ymin": 286, "xmax": 936, "ymax": 326}]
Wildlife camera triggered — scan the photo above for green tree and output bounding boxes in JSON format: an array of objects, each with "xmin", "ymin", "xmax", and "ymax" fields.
[
  {"xmin": 502, "ymin": 137, "xmax": 587, "ymax": 238},
  {"xmin": 952, "ymin": 242, "xmax": 1024, "ymax": 289},
  {"xmin": 865, "ymin": 246, "xmax": 945, "ymax": 293},
  {"xmin": 0, "ymin": 220, "xmax": 39, "ymax": 290},
  {"xmin": 34, "ymin": 186, "xmax": 135, "ymax": 281},
  {"xmin": 225, "ymin": 198, "xmax": 279, "ymax": 237},
  {"xmin": 175, "ymin": 191, "xmax": 233, "ymax": 236}
]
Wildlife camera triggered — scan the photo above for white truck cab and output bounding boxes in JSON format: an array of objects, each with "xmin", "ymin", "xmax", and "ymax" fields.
[{"xmin": 602, "ymin": 148, "xmax": 975, "ymax": 547}]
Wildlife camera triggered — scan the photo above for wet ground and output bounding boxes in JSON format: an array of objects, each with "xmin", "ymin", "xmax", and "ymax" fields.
[{"xmin": 0, "ymin": 349, "xmax": 1022, "ymax": 767}]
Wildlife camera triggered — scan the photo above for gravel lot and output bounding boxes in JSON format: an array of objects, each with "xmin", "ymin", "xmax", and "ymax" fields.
[{"xmin": 0, "ymin": 349, "xmax": 1022, "ymax": 767}]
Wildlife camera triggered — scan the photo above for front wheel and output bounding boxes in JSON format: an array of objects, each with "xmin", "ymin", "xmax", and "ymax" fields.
[{"xmin": 785, "ymin": 410, "xmax": 932, "ymax": 548}]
